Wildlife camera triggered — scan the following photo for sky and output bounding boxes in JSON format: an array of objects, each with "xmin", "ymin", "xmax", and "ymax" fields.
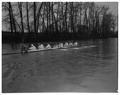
[
  {"xmin": 96, "ymin": 2, "xmax": 118, "ymax": 31},
  {"xmin": 96, "ymin": 2, "xmax": 118, "ymax": 16}
]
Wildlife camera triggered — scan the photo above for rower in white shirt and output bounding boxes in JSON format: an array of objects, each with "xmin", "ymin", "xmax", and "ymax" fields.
[
  {"xmin": 29, "ymin": 44, "xmax": 36, "ymax": 51},
  {"xmin": 38, "ymin": 44, "xmax": 44, "ymax": 49},
  {"xmin": 74, "ymin": 42, "xmax": 78, "ymax": 46},
  {"xmin": 69, "ymin": 42, "xmax": 73, "ymax": 47},
  {"xmin": 46, "ymin": 44, "xmax": 51, "ymax": 49},
  {"xmin": 64, "ymin": 42, "xmax": 69, "ymax": 48},
  {"xmin": 54, "ymin": 44, "xmax": 58, "ymax": 49},
  {"xmin": 59, "ymin": 43, "xmax": 64, "ymax": 48}
]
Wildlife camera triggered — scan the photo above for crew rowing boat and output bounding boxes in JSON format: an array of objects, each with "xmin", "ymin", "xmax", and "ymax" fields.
[
  {"xmin": 2, "ymin": 45, "xmax": 96, "ymax": 56},
  {"xmin": 2, "ymin": 45, "xmax": 77, "ymax": 55},
  {"xmin": 21, "ymin": 45, "xmax": 81, "ymax": 54}
]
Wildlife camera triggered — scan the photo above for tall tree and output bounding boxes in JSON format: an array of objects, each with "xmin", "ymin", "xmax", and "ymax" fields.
[
  {"xmin": 8, "ymin": 2, "xmax": 13, "ymax": 33},
  {"xmin": 26, "ymin": 2, "xmax": 30, "ymax": 33},
  {"xmin": 36, "ymin": 2, "xmax": 43, "ymax": 33},
  {"xmin": 18, "ymin": 2, "xmax": 24, "ymax": 39}
]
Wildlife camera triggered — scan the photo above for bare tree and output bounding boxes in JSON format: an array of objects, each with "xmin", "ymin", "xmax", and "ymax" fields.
[
  {"xmin": 18, "ymin": 2, "xmax": 24, "ymax": 37},
  {"xmin": 26, "ymin": 2, "xmax": 30, "ymax": 33}
]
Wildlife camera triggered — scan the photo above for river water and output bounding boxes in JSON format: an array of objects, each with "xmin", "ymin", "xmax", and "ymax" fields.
[{"xmin": 2, "ymin": 38, "xmax": 118, "ymax": 92}]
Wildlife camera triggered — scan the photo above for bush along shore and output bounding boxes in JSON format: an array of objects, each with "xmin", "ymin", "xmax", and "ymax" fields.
[{"xmin": 2, "ymin": 30, "xmax": 118, "ymax": 43}]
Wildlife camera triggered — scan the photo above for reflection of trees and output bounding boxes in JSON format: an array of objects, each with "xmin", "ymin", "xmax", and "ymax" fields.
[{"xmin": 2, "ymin": 2, "xmax": 117, "ymax": 43}]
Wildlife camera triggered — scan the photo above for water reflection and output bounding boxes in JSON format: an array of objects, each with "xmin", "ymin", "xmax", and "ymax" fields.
[{"xmin": 2, "ymin": 38, "xmax": 118, "ymax": 92}]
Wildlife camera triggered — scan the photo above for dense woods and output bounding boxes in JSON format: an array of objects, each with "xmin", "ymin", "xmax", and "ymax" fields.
[{"xmin": 2, "ymin": 2, "xmax": 118, "ymax": 43}]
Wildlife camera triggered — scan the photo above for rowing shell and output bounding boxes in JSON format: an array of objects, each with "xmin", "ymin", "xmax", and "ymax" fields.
[
  {"xmin": 2, "ymin": 45, "xmax": 96, "ymax": 55},
  {"xmin": 2, "ymin": 47, "xmax": 72, "ymax": 55}
]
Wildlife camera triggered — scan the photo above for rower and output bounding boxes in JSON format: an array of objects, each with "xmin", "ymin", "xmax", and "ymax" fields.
[
  {"xmin": 46, "ymin": 44, "xmax": 51, "ymax": 49},
  {"xmin": 64, "ymin": 42, "xmax": 69, "ymax": 47},
  {"xmin": 53, "ymin": 44, "xmax": 59, "ymax": 49},
  {"xmin": 74, "ymin": 42, "xmax": 78, "ymax": 46},
  {"xmin": 58, "ymin": 43, "xmax": 62, "ymax": 48},
  {"xmin": 53, "ymin": 43, "xmax": 59, "ymax": 49},
  {"xmin": 38, "ymin": 44, "xmax": 44, "ymax": 49},
  {"xmin": 29, "ymin": 44, "xmax": 36, "ymax": 50},
  {"xmin": 69, "ymin": 42, "xmax": 73, "ymax": 46},
  {"xmin": 21, "ymin": 44, "xmax": 28, "ymax": 54},
  {"xmin": 59, "ymin": 43, "xmax": 63, "ymax": 48}
]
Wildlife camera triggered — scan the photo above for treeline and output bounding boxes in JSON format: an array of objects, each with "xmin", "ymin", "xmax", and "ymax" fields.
[{"xmin": 2, "ymin": 2, "xmax": 118, "ymax": 43}]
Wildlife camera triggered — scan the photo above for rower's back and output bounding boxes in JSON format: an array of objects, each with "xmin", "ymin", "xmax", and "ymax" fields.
[
  {"xmin": 38, "ymin": 44, "xmax": 44, "ymax": 49},
  {"xmin": 74, "ymin": 42, "xmax": 78, "ymax": 46},
  {"xmin": 46, "ymin": 44, "xmax": 51, "ymax": 49},
  {"xmin": 29, "ymin": 44, "xmax": 36, "ymax": 50},
  {"xmin": 64, "ymin": 42, "xmax": 69, "ymax": 47}
]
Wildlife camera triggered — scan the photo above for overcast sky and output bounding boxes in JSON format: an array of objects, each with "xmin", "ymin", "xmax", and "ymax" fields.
[{"xmin": 96, "ymin": 2, "xmax": 118, "ymax": 16}]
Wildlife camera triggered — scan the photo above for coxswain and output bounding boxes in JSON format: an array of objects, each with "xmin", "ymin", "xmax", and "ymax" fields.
[{"xmin": 21, "ymin": 44, "xmax": 28, "ymax": 54}]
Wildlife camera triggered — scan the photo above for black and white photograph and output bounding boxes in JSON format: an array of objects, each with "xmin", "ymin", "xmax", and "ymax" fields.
[{"xmin": 2, "ymin": 1, "xmax": 118, "ymax": 93}]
